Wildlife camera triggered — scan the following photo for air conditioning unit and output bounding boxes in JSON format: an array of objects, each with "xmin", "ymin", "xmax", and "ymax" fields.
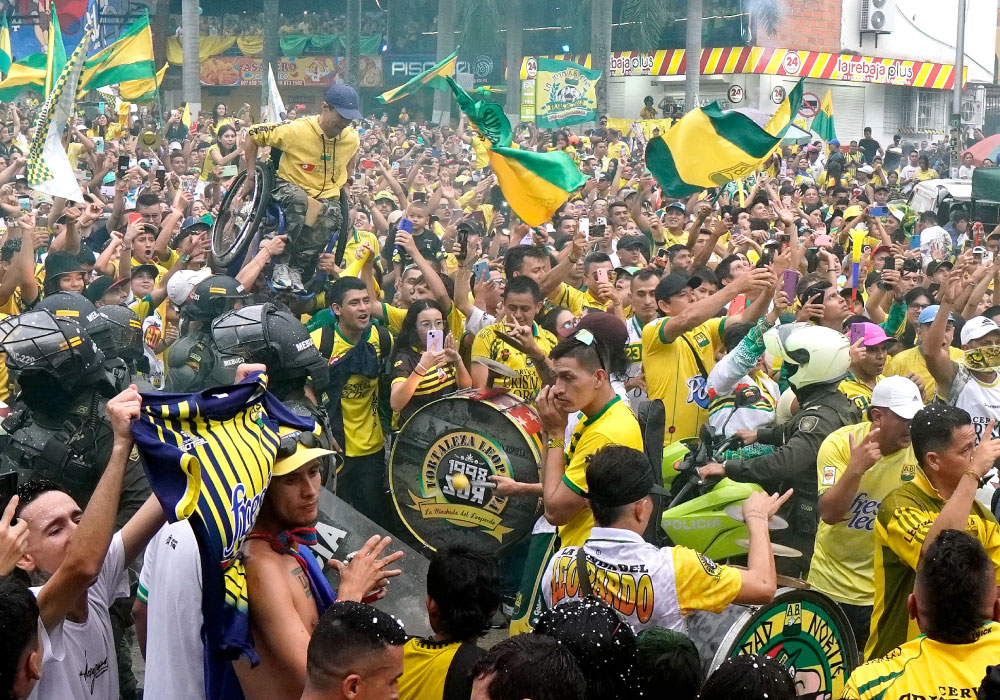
[
  {"xmin": 961, "ymin": 85, "xmax": 986, "ymax": 127},
  {"xmin": 861, "ymin": 0, "xmax": 896, "ymax": 33}
]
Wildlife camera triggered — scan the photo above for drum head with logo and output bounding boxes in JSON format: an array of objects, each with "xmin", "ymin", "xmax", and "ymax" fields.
[
  {"xmin": 389, "ymin": 389, "xmax": 542, "ymax": 551},
  {"xmin": 687, "ymin": 588, "xmax": 859, "ymax": 700}
]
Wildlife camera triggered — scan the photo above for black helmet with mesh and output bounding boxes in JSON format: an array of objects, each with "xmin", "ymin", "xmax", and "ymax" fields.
[
  {"xmin": 0, "ymin": 310, "xmax": 104, "ymax": 383},
  {"xmin": 36, "ymin": 292, "xmax": 115, "ymax": 359},
  {"xmin": 212, "ymin": 303, "xmax": 329, "ymax": 392},
  {"xmin": 186, "ymin": 275, "xmax": 250, "ymax": 323},
  {"xmin": 98, "ymin": 305, "xmax": 144, "ymax": 362}
]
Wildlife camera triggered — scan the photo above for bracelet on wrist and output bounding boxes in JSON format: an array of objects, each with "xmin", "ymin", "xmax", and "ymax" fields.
[
  {"xmin": 547, "ymin": 438, "xmax": 565, "ymax": 449},
  {"xmin": 963, "ymin": 468, "xmax": 983, "ymax": 483}
]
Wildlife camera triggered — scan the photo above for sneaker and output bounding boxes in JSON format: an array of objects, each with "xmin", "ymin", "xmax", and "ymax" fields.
[
  {"xmin": 271, "ymin": 262, "xmax": 292, "ymax": 290},
  {"xmin": 288, "ymin": 267, "xmax": 306, "ymax": 293}
]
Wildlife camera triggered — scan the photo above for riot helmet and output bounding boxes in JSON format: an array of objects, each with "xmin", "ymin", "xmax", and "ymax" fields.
[
  {"xmin": 36, "ymin": 292, "xmax": 115, "ymax": 359},
  {"xmin": 763, "ymin": 323, "xmax": 850, "ymax": 390},
  {"xmin": 212, "ymin": 303, "xmax": 329, "ymax": 393},
  {"xmin": 98, "ymin": 305, "xmax": 144, "ymax": 363},
  {"xmin": 186, "ymin": 275, "xmax": 250, "ymax": 323}
]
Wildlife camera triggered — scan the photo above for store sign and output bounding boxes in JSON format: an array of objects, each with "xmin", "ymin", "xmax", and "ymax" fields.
[
  {"xmin": 727, "ymin": 84, "xmax": 745, "ymax": 104},
  {"xmin": 200, "ymin": 57, "xmax": 338, "ymax": 87},
  {"xmin": 387, "ymin": 54, "xmax": 500, "ymax": 86}
]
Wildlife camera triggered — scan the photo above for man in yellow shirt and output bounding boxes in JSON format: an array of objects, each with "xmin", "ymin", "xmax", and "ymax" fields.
[
  {"xmin": 243, "ymin": 83, "xmax": 362, "ymax": 293},
  {"xmin": 839, "ymin": 322, "xmax": 895, "ymax": 411},
  {"xmin": 845, "ymin": 531, "xmax": 1000, "ymax": 700},
  {"xmin": 866, "ymin": 403, "xmax": 1000, "ymax": 660},
  {"xmin": 809, "ymin": 376, "xmax": 923, "ymax": 650},
  {"xmin": 883, "ymin": 305, "xmax": 962, "ymax": 402}
]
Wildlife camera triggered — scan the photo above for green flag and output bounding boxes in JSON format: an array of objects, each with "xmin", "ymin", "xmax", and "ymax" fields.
[
  {"xmin": 811, "ymin": 90, "xmax": 837, "ymax": 143},
  {"xmin": 44, "ymin": 4, "xmax": 65, "ymax": 95},
  {"xmin": 376, "ymin": 50, "xmax": 457, "ymax": 104},
  {"xmin": 0, "ymin": 15, "xmax": 12, "ymax": 76}
]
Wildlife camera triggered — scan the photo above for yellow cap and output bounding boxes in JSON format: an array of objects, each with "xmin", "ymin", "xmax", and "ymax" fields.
[{"xmin": 272, "ymin": 426, "xmax": 335, "ymax": 477}]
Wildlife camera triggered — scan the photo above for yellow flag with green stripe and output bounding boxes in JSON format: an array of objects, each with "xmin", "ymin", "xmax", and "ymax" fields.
[
  {"xmin": 79, "ymin": 14, "xmax": 155, "ymax": 93},
  {"xmin": 0, "ymin": 15, "xmax": 12, "ymax": 77},
  {"xmin": 120, "ymin": 63, "xmax": 167, "ymax": 102},
  {"xmin": 377, "ymin": 49, "xmax": 457, "ymax": 104},
  {"xmin": 645, "ymin": 80, "xmax": 804, "ymax": 198},
  {"xmin": 0, "ymin": 52, "xmax": 45, "ymax": 101}
]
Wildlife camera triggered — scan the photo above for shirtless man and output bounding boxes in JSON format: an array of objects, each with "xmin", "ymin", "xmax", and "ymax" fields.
[{"xmin": 234, "ymin": 429, "xmax": 404, "ymax": 700}]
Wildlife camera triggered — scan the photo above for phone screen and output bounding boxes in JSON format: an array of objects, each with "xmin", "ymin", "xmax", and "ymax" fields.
[
  {"xmin": 870, "ymin": 206, "xmax": 888, "ymax": 217},
  {"xmin": 117, "ymin": 154, "xmax": 130, "ymax": 177},
  {"xmin": 155, "ymin": 167, "xmax": 166, "ymax": 187}
]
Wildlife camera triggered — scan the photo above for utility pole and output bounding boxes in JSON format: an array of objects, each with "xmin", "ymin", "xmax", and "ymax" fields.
[{"xmin": 949, "ymin": 0, "xmax": 966, "ymax": 177}]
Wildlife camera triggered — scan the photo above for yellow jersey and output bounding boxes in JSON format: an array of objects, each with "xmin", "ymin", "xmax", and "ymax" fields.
[
  {"xmin": 559, "ymin": 396, "xmax": 644, "ymax": 548},
  {"xmin": 399, "ymin": 638, "xmax": 481, "ymax": 700},
  {"xmin": 310, "ymin": 324, "xmax": 388, "ymax": 457},
  {"xmin": 808, "ymin": 422, "xmax": 918, "ymax": 606},
  {"xmin": 607, "ymin": 141, "xmax": 630, "ymax": 161},
  {"xmin": 381, "ymin": 302, "xmax": 466, "ymax": 343},
  {"xmin": 839, "ymin": 372, "xmax": 884, "ymax": 412},
  {"xmin": 845, "ymin": 622, "xmax": 1000, "ymax": 700},
  {"xmin": 642, "ymin": 316, "xmax": 724, "ymax": 445},
  {"xmin": 548, "ymin": 282, "xmax": 610, "ymax": 316},
  {"xmin": 248, "ymin": 116, "xmax": 359, "ymax": 199},
  {"xmin": 470, "ymin": 320, "xmax": 557, "ymax": 400},
  {"xmin": 883, "ymin": 345, "xmax": 964, "ymax": 403},
  {"xmin": 866, "ymin": 467, "xmax": 1000, "ymax": 660}
]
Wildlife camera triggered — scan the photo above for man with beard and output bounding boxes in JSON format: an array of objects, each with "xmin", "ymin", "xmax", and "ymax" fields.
[{"xmin": 234, "ymin": 429, "xmax": 404, "ymax": 700}]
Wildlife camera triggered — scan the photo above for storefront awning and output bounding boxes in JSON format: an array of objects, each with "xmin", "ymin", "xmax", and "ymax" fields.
[{"xmin": 521, "ymin": 48, "xmax": 966, "ymax": 90}]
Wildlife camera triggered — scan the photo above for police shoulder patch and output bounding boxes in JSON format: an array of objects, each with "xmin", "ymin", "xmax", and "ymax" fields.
[
  {"xmin": 696, "ymin": 552, "xmax": 721, "ymax": 578},
  {"xmin": 798, "ymin": 415, "xmax": 820, "ymax": 433}
]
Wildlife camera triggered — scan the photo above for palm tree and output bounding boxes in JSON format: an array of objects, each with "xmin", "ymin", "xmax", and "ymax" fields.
[
  {"xmin": 591, "ymin": 0, "xmax": 612, "ymax": 118},
  {"xmin": 432, "ymin": 0, "xmax": 456, "ymax": 124},
  {"xmin": 180, "ymin": 0, "xmax": 200, "ymax": 118},
  {"xmin": 261, "ymin": 0, "xmax": 279, "ymax": 114},
  {"xmin": 345, "ymin": 0, "xmax": 361, "ymax": 85},
  {"xmin": 457, "ymin": 0, "xmax": 523, "ymax": 122}
]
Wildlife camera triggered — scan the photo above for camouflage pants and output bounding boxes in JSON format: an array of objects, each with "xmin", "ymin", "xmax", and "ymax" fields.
[{"xmin": 271, "ymin": 179, "xmax": 343, "ymax": 271}]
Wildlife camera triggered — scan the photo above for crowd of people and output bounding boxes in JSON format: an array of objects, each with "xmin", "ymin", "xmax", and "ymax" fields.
[{"xmin": 0, "ymin": 73, "xmax": 999, "ymax": 700}]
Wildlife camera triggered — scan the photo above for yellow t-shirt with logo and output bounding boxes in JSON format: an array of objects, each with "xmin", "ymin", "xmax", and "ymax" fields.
[
  {"xmin": 548, "ymin": 282, "xmax": 610, "ymax": 316},
  {"xmin": 381, "ymin": 302, "xmax": 465, "ymax": 342},
  {"xmin": 845, "ymin": 623, "xmax": 1000, "ymax": 700},
  {"xmin": 559, "ymin": 396, "xmax": 644, "ymax": 548},
  {"xmin": 839, "ymin": 372, "xmax": 884, "ymax": 412},
  {"xmin": 808, "ymin": 421, "xmax": 918, "ymax": 606},
  {"xmin": 248, "ymin": 116, "xmax": 360, "ymax": 199},
  {"xmin": 883, "ymin": 345, "xmax": 964, "ymax": 403},
  {"xmin": 608, "ymin": 141, "xmax": 630, "ymax": 161},
  {"xmin": 399, "ymin": 638, "xmax": 470, "ymax": 700},
  {"xmin": 470, "ymin": 320, "xmax": 557, "ymax": 400},
  {"xmin": 642, "ymin": 316, "xmax": 724, "ymax": 445},
  {"xmin": 309, "ymin": 324, "xmax": 388, "ymax": 457}
]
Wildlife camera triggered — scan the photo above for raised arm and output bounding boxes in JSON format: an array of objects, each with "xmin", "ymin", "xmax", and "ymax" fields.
[{"xmin": 921, "ymin": 270, "xmax": 962, "ymax": 399}]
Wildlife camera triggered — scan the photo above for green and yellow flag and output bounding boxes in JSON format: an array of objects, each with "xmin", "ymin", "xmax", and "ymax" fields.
[
  {"xmin": 811, "ymin": 89, "xmax": 836, "ymax": 143},
  {"xmin": 645, "ymin": 80, "xmax": 804, "ymax": 198},
  {"xmin": 446, "ymin": 76, "xmax": 586, "ymax": 226},
  {"xmin": 535, "ymin": 57, "xmax": 601, "ymax": 129},
  {"xmin": 79, "ymin": 14, "xmax": 155, "ymax": 92},
  {"xmin": 0, "ymin": 52, "xmax": 46, "ymax": 101},
  {"xmin": 0, "ymin": 15, "xmax": 12, "ymax": 77},
  {"xmin": 119, "ymin": 63, "xmax": 166, "ymax": 102},
  {"xmin": 44, "ymin": 4, "xmax": 66, "ymax": 95},
  {"xmin": 376, "ymin": 49, "xmax": 457, "ymax": 104}
]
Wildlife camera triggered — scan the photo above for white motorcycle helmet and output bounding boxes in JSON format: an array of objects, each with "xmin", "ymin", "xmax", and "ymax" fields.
[{"xmin": 764, "ymin": 322, "xmax": 850, "ymax": 390}]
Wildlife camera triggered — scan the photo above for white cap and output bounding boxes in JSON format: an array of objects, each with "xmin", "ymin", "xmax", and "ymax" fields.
[
  {"xmin": 387, "ymin": 210, "xmax": 404, "ymax": 225},
  {"xmin": 871, "ymin": 376, "xmax": 924, "ymax": 420},
  {"xmin": 961, "ymin": 316, "xmax": 1000, "ymax": 346},
  {"xmin": 858, "ymin": 164, "xmax": 874, "ymax": 175},
  {"xmin": 167, "ymin": 268, "xmax": 212, "ymax": 306}
]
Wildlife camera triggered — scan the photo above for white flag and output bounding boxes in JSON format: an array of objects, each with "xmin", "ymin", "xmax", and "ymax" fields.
[
  {"xmin": 265, "ymin": 63, "xmax": 286, "ymax": 123},
  {"xmin": 27, "ymin": 29, "xmax": 91, "ymax": 203}
]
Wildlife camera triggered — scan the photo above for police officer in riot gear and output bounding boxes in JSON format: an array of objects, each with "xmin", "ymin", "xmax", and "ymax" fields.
[
  {"xmin": 212, "ymin": 302, "xmax": 340, "ymax": 487},
  {"xmin": 98, "ymin": 304, "xmax": 152, "ymax": 391},
  {"xmin": 697, "ymin": 323, "xmax": 861, "ymax": 578},
  {"xmin": 165, "ymin": 274, "xmax": 250, "ymax": 392}
]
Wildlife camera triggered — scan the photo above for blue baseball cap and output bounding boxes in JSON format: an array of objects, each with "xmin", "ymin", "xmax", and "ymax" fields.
[
  {"xmin": 323, "ymin": 83, "xmax": 362, "ymax": 121},
  {"xmin": 918, "ymin": 304, "xmax": 957, "ymax": 325}
]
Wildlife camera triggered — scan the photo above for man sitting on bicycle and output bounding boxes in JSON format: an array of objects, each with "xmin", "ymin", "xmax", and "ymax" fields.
[{"xmin": 242, "ymin": 83, "xmax": 361, "ymax": 293}]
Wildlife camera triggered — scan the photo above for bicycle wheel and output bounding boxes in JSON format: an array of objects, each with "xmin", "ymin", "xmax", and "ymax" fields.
[{"xmin": 211, "ymin": 163, "xmax": 273, "ymax": 267}]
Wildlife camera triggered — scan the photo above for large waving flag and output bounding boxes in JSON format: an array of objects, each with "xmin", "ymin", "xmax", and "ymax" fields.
[
  {"xmin": 27, "ymin": 29, "xmax": 91, "ymax": 203},
  {"xmin": 0, "ymin": 15, "xmax": 11, "ymax": 77},
  {"xmin": 446, "ymin": 76, "xmax": 586, "ymax": 226},
  {"xmin": 645, "ymin": 80, "xmax": 804, "ymax": 198},
  {"xmin": 264, "ymin": 63, "xmax": 286, "ymax": 122},
  {"xmin": 44, "ymin": 4, "xmax": 66, "ymax": 95},
  {"xmin": 120, "ymin": 63, "xmax": 167, "ymax": 102},
  {"xmin": 535, "ymin": 58, "xmax": 601, "ymax": 128},
  {"xmin": 811, "ymin": 90, "xmax": 837, "ymax": 143},
  {"xmin": 0, "ymin": 52, "xmax": 45, "ymax": 101},
  {"xmin": 377, "ymin": 49, "xmax": 457, "ymax": 104},
  {"xmin": 79, "ymin": 14, "xmax": 155, "ymax": 92}
]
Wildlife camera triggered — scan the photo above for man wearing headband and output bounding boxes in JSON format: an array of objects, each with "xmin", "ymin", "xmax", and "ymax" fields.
[
  {"xmin": 542, "ymin": 446, "xmax": 790, "ymax": 633},
  {"xmin": 923, "ymin": 275, "xmax": 1000, "ymax": 445}
]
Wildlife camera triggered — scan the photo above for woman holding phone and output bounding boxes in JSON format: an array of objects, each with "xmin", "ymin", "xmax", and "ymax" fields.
[
  {"xmin": 389, "ymin": 299, "xmax": 471, "ymax": 426},
  {"xmin": 199, "ymin": 124, "xmax": 241, "ymax": 182}
]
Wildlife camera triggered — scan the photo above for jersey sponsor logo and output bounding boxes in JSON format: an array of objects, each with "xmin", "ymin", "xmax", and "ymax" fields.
[
  {"xmin": 227, "ymin": 482, "xmax": 266, "ymax": 559},
  {"xmin": 901, "ymin": 463, "xmax": 916, "ymax": 482},
  {"xmin": 685, "ymin": 375, "xmax": 710, "ymax": 409},
  {"xmin": 822, "ymin": 466, "xmax": 836, "ymax": 486},
  {"xmin": 970, "ymin": 415, "xmax": 1000, "ymax": 443},
  {"xmin": 178, "ymin": 430, "xmax": 208, "ymax": 451},
  {"xmin": 694, "ymin": 331, "xmax": 710, "ymax": 348},
  {"xmin": 846, "ymin": 491, "xmax": 879, "ymax": 531},
  {"xmin": 549, "ymin": 551, "xmax": 656, "ymax": 623},
  {"xmin": 696, "ymin": 552, "xmax": 722, "ymax": 577},
  {"xmin": 300, "ymin": 163, "xmax": 317, "ymax": 172}
]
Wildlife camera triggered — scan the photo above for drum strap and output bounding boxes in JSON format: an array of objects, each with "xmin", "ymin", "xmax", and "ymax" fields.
[
  {"xmin": 575, "ymin": 546, "xmax": 593, "ymax": 597},
  {"xmin": 679, "ymin": 333, "xmax": 709, "ymax": 379}
]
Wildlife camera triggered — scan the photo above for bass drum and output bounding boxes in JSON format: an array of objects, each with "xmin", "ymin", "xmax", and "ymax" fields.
[
  {"xmin": 686, "ymin": 587, "xmax": 860, "ymax": 700},
  {"xmin": 389, "ymin": 388, "xmax": 543, "ymax": 552}
]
